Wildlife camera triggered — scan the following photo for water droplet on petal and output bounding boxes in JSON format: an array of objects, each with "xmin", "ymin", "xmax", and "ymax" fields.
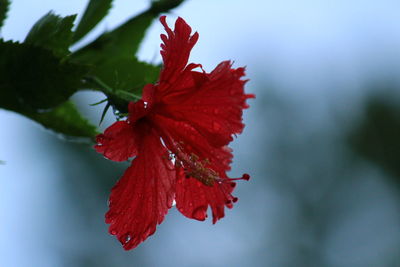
[{"xmin": 110, "ymin": 230, "xmax": 117, "ymax": 235}]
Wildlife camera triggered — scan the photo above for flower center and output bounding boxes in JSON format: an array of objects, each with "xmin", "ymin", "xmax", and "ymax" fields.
[
  {"xmin": 173, "ymin": 149, "xmax": 249, "ymax": 186},
  {"xmin": 159, "ymin": 133, "xmax": 250, "ymax": 187}
]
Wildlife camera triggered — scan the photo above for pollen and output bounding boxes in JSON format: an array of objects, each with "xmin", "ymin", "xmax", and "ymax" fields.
[
  {"xmin": 174, "ymin": 150, "xmax": 250, "ymax": 186},
  {"xmin": 176, "ymin": 152, "xmax": 218, "ymax": 186}
]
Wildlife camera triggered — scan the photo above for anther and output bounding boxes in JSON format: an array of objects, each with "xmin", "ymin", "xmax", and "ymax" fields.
[
  {"xmin": 242, "ymin": 173, "xmax": 250, "ymax": 181},
  {"xmin": 221, "ymin": 173, "xmax": 250, "ymax": 183}
]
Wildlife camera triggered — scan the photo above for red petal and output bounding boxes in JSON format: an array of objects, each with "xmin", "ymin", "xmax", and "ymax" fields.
[
  {"xmin": 175, "ymin": 163, "xmax": 237, "ymax": 224},
  {"xmin": 105, "ymin": 124, "xmax": 175, "ymax": 250},
  {"xmin": 159, "ymin": 61, "xmax": 254, "ymax": 147},
  {"xmin": 152, "ymin": 115, "xmax": 238, "ymax": 223},
  {"xmin": 152, "ymin": 115, "xmax": 232, "ymax": 173},
  {"xmin": 158, "ymin": 16, "xmax": 199, "ymax": 89},
  {"xmin": 94, "ymin": 121, "xmax": 138, "ymax": 162}
]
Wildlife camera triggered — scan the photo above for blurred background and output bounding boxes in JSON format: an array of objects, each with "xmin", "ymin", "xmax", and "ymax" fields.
[{"xmin": 1, "ymin": 0, "xmax": 400, "ymax": 266}]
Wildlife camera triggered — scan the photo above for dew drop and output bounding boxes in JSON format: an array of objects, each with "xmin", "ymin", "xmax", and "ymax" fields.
[
  {"xmin": 112, "ymin": 107, "xmax": 120, "ymax": 116},
  {"xmin": 110, "ymin": 230, "xmax": 117, "ymax": 235}
]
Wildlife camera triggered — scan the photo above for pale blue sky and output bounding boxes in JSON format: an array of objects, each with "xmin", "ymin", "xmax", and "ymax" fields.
[{"xmin": 1, "ymin": 1, "xmax": 400, "ymax": 266}]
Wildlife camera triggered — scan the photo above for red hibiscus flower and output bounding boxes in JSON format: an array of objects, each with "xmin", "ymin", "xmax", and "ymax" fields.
[{"xmin": 95, "ymin": 16, "xmax": 254, "ymax": 250}]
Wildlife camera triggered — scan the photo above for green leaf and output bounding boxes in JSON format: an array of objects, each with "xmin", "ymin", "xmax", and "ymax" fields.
[
  {"xmin": 26, "ymin": 101, "xmax": 98, "ymax": 139},
  {"xmin": 25, "ymin": 12, "xmax": 76, "ymax": 58},
  {"xmin": 92, "ymin": 57, "xmax": 160, "ymax": 93},
  {"xmin": 73, "ymin": 0, "xmax": 185, "ymax": 62},
  {"xmin": 71, "ymin": 0, "xmax": 183, "ymax": 112},
  {"xmin": 0, "ymin": 0, "xmax": 10, "ymax": 29},
  {"xmin": 85, "ymin": 58, "xmax": 160, "ymax": 113},
  {"xmin": 73, "ymin": 0, "xmax": 113, "ymax": 43},
  {"xmin": 0, "ymin": 40, "xmax": 87, "ymax": 112},
  {"xmin": 150, "ymin": 0, "xmax": 186, "ymax": 13}
]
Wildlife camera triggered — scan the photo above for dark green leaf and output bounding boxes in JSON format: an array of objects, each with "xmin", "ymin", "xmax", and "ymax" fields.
[
  {"xmin": 0, "ymin": 40, "xmax": 87, "ymax": 112},
  {"xmin": 150, "ymin": 0, "xmax": 186, "ymax": 13},
  {"xmin": 73, "ymin": 0, "xmax": 185, "ymax": 62},
  {"xmin": 25, "ymin": 12, "xmax": 76, "ymax": 58},
  {"xmin": 72, "ymin": 0, "xmax": 183, "ymax": 113},
  {"xmin": 71, "ymin": 0, "xmax": 182, "ymax": 113},
  {"xmin": 73, "ymin": 0, "xmax": 113, "ymax": 43},
  {"xmin": 91, "ymin": 57, "xmax": 160, "ymax": 93},
  {"xmin": 0, "ymin": 0, "xmax": 10, "ymax": 29},
  {"xmin": 26, "ymin": 101, "xmax": 98, "ymax": 139},
  {"xmin": 85, "ymin": 58, "xmax": 160, "ymax": 113}
]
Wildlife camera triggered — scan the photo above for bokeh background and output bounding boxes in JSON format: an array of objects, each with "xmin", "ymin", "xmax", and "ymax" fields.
[{"xmin": 1, "ymin": 0, "xmax": 400, "ymax": 266}]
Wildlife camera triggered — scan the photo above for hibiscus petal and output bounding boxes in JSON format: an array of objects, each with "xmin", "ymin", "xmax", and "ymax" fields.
[
  {"xmin": 95, "ymin": 121, "xmax": 138, "ymax": 162},
  {"xmin": 159, "ymin": 16, "xmax": 199, "ymax": 88},
  {"xmin": 173, "ymin": 144, "xmax": 237, "ymax": 224},
  {"xmin": 160, "ymin": 61, "xmax": 254, "ymax": 147},
  {"xmin": 105, "ymin": 126, "xmax": 175, "ymax": 250},
  {"xmin": 175, "ymin": 167, "xmax": 237, "ymax": 224},
  {"xmin": 152, "ymin": 115, "xmax": 239, "ymax": 223},
  {"xmin": 152, "ymin": 115, "xmax": 232, "ymax": 173}
]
